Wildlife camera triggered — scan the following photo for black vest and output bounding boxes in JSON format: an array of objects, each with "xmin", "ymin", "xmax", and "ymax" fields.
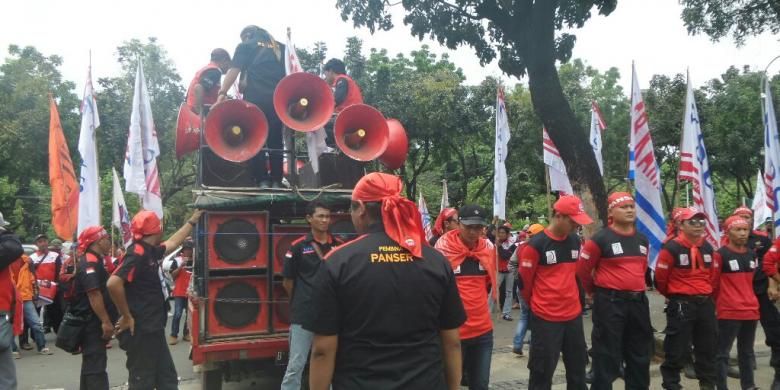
[
  {"xmin": 591, "ymin": 228, "xmax": 649, "ymax": 260},
  {"xmin": 717, "ymin": 246, "xmax": 756, "ymax": 275},
  {"xmin": 528, "ymin": 232, "xmax": 581, "ymax": 267},
  {"xmin": 663, "ymin": 240, "xmax": 715, "ymax": 269}
]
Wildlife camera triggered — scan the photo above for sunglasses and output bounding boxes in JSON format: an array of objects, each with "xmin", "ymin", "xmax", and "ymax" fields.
[{"xmin": 684, "ymin": 218, "xmax": 706, "ymax": 227}]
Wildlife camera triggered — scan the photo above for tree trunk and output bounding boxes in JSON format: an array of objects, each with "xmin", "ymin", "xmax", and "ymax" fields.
[{"xmin": 523, "ymin": 1, "xmax": 608, "ymax": 231}]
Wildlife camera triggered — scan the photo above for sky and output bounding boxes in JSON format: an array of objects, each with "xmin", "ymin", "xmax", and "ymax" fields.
[{"xmin": 1, "ymin": 0, "xmax": 778, "ymax": 97}]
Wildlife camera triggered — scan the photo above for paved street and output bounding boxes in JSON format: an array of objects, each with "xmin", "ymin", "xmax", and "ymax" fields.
[{"xmin": 13, "ymin": 291, "xmax": 779, "ymax": 389}]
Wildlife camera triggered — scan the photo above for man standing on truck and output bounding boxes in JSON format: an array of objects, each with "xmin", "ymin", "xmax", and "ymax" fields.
[
  {"xmin": 281, "ymin": 201, "xmax": 341, "ymax": 390},
  {"xmin": 107, "ymin": 209, "xmax": 202, "ymax": 390},
  {"xmin": 306, "ymin": 172, "xmax": 467, "ymax": 390}
]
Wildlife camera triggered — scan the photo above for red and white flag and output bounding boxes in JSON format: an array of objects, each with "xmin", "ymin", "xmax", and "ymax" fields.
[
  {"xmin": 589, "ymin": 101, "xmax": 607, "ymax": 176},
  {"xmin": 124, "ymin": 58, "xmax": 163, "ymax": 219},
  {"xmin": 112, "ymin": 168, "xmax": 132, "ymax": 248},
  {"xmin": 543, "ymin": 127, "xmax": 573, "ymax": 194},
  {"xmin": 678, "ymin": 72, "xmax": 720, "ymax": 247},
  {"xmin": 763, "ymin": 78, "xmax": 780, "ymax": 236}
]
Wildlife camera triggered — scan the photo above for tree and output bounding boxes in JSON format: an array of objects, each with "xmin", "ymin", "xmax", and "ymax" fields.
[
  {"xmin": 335, "ymin": 0, "xmax": 618, "ymax": 224},
  {"xmin": 681, "ymin": 0, "xmax": 780, "ymax": 44}
]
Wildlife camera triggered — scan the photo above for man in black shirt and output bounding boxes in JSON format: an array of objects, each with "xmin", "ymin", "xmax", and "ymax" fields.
[
  {"xmin": 72, "ymin": 226, "xmax": 115, "ymax": 389},
  {"xmin": 217, "ymin": 25, "xmax": 287, "ymax": 189},
  {"xmin": 107, "ymin": 209, "xmax": 202, "ymax": 390},
  {"xmin": 306, "ymin": 172, "xmax": 466, "ymax": 390},
  {"xmin": 281, "ymin": 201, "xmax": 341, "ymax": 390}
]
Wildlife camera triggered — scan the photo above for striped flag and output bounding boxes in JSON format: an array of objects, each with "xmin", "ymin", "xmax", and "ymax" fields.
[
  {"xmin": 589, "ymin": 101, "xmax": 607, "ymax": 176},
  {"xmin": 543, "ymin": 127, "xmax": 573, "ymax": 194},
  {"xmin": 763, "ymin": 78, "xmax": 780, "ymax": 236},
  {"xmin": 678, "ymin": 72, "xmax": 720, "ymax": 247},
  {"xmin": 752, "ymin": 169, "xmax": 772, "ymax": 230},
  {"xmin": 418, "ymin": 192, "xmax": 433, "ymax": 241},
  {"xmin": 77, "ymin": 64, "xmax": 101, "ymax": 234},
  {"xmin": 112, "ymin": 168, "xmax": 132, "ymax": 248},
  {"xmin": 493, "ymin": 86, "xmax": 511, "ymax": 219},
  {"xmin": 630, "ymin": 64, "xmax": 666, "ymax": 268}
]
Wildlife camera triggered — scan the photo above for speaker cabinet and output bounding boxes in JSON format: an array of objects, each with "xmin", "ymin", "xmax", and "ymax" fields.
[
  {"xmin": 207, "ymin": 212, "xmax": 269, "ymax": 270},
  {"xmin": 271, "ymin": 225, "xmax": 310, "ymax": 275},
  {"xmin": 271, "ymin": 280, "xmax": 291, "ymax": 332},
  {"xmin": 207, "ymin": 276, "xmax": 269, "ymax": 338},
  {"xmin": 200, "ymin": 148, "xmax": 256, "ymax": 188}
]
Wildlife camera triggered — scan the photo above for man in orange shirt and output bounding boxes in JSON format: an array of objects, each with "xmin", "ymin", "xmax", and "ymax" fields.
[{"xmin": 0, "ymin": 212, "xmax": 23, "ymax": 388}]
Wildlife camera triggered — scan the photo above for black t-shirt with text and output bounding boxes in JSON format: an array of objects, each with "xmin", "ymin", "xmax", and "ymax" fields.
[
  {"xmin": 231, "ymin": 42, "xmax": 286, "ymax": 115},
  {"xmin": 113, "ymin": 242, "xmax": 166, "ymax": 335},
  {"xmin": 305, "ymin": 224, "xmax": 466, "ymax": 390},
  {"xmin": 282, "ymin": 232, "xmax": 340, "ymax": 325},
  {"xmin": 71, "ymin": 251, "xmax": 117, "ymax": 322}
]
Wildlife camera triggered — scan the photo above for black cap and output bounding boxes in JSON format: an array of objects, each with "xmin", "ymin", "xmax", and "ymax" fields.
[
  {"xmin": 35, "ymin": 234, "xmax": 48, "ymax": 242},
  {"xmin": 458, "ymin": 205, "xmax": 489, "ymax": 226}
]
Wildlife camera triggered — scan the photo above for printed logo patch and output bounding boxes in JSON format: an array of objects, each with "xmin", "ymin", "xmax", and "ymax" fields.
[
  {"xmin": 703, "ymin": 254, "xmax": 712, "ymax": 263},
  {"xmin": 679, "ymin": 254, "xmax": 689, "ymax": 266},
  {"xmin": 302, "ymin": 246, "xmax": 315, "ymax": 255},
  {"xmin": 729, "ymin": 259, "xmax": 739, "ymax": 271},
  {"xmin": 454, "ymin": 265, "xmax": 461, "ymax": 274},
  {"xmin": 521, "ymin": 261, "xmax": 533, "ymax": 268},
  {"xmin": 86, "ymin": 267, "xmax": 95, "ymax": 274},
  {"xmin": 581, "ymin": 252, "xmax": 590, "ymax": 260},
  {"xmin": 750, "ymin": 260, "xmax": 757, "ymax": 269},
  {"xmin": 285, "ymin": 251, "xmax": 293, "ymax": 258},
  {"xmin": 639, "ymin": 245, "xmax": 648, "ymax": 255},
  {"xmin": 545, "ymin": 251, "xmax": 557, "ymax": 264},
  {"xmin": 571, "ymin": 250, "xmax": 579, "ymax": 259},
  {"xmin": 611, "ymin": 243, "xmax": 623, "ymax": 255}
]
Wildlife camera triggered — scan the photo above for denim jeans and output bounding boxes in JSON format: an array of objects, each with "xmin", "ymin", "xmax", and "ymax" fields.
[
  {"xmin": 513, "ymin": 297, "xmax": 531, "ymax": 349},
  {"xmin": 170, "ymin": 297, "xmax": 189, "ymax": 337},
  {"xmin": 462, "ymin": 330, "xmax": 493, "ymax": 390},
  {"xmin": 281, "ymin": 323, "xmax": 314, "ymax": 390},
  {"xmin": 0, "ymin": 319, "xmax": 16, "ymax": 389},
  {"xmin": 23, "ymin": 301, "xmax": 46, "ymax": 351}
]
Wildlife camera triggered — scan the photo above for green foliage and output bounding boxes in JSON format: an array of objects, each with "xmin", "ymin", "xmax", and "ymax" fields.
[{"xmin": 681, "ymin": 0, "xmax": 780, "ymax": 44}]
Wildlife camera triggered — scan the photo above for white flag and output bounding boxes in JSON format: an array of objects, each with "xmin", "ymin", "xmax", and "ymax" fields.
[
  {"xmin": 542, "ymin": 128, "xmax": 573, "ymax": 194},
  {"xmin": 493, "ymin": 87, "xmax": 511, "ymax": 219},
  {"xmin": 763, "ymin": 78, "xmax": 780, "ymax": 237},
  {"xmin": 124, "ymin": 59, "xmax": 163, "ymax": 218},
  {"xmin": 630, "ymin": 64, "xmax": 666, "ymax": 268},
  {"xmin": 589, "ymin": 101, "xmax": 607, "ymax": 176},
  {"xmin": 440, "ymin": 179, "xmax": 450, "ymax": 211},
  {"xmin": 77, "ymin": 65, "xmax": 101, "ymax": 234},
  {"xmin": 752, "ymin": 169, "xmax": 772, "ymax": 230},
  {"xmin": 112, "ymin": 168, "xmax": 132, "ymax": 248},
  {"xmin": 418, "ymin": 192, "xmax": 434, "ymax": 241},
  {"xmin": 679, "ymin": 72, "xmax": 720, "ymax": 247}
]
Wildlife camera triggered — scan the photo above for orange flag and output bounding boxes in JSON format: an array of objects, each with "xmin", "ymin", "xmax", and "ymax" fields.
[{"xmin": 48, "ymin": 95, "xmax": 79, "ymax": 240}]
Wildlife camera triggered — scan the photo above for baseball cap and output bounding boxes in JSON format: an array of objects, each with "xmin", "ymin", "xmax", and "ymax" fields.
[
  {"xmin": 35, "ymin": 234, "xmax": 48, "ymax": 242},
  {"xmin": 49, "ymin": 239, "xmax": 63, "ymax": 250},
  {"xmin": 678, "ymin": 207, "xmax": 706, "ymax": 221},
  {"xmin": 553, "ymin": 195, "xmax": 593, "ymax": 225},
  {"xmin": 458, "ymin": 205, "xmax": 489, "ymax": 226},
  {"xmin": 527, "ymin": 224, "xmax": 545, "ymax": 236},
  {"xmin": 672, "ymin": 207, "xmax": 686, "ymax": 222}
]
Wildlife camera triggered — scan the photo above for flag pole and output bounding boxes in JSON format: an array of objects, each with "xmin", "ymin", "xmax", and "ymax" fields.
[
  {"xmin": 544, "ymin": 165, "xmax": 553, "ymax": 217},
  {"xmin": 492, "ymin": 215, "xmax": 500, "ymax": 320},
  {"xmin": 625, "ymin": 144, "xmax": 633, "ymax": 193}
]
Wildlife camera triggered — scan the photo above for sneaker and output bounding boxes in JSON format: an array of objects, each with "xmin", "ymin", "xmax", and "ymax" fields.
[
  {"xmin": 38, "ymin": 348, "xmax": 53, "ymax": 355},
  {"xmin": 12, "ymin": 351, "xmax": 20, "ymax": 359},
  {"xmin": 512, "ymin": 347, "xmax": 524, "ymax": 356},
  {"xmin": 727, "ymin": 365, "xmax": 740, "ymax": 379},
  {"xmin": 168, "ymin": 336, "xmax": 178, "ymax": 345},
  {"xmin": 512, "ymin": 303, "xmax": 520, "ymax": 309},
  {"xmin": 502, "ymin": 314, "xmax": 513, "ymax": 321},
  {"xmin": 20, "ymin": 343, "xmax": 33, "ymax": 351},
  {"xmin": 183, "ymin": 334, "xmax": 191, "ymax": 342}
]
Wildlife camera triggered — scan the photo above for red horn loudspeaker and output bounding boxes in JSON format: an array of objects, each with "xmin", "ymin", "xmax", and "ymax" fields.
[
  {"xmin": 378, "ymin": 119, "xmax": 409, "ymax": 170},
  {"xmin": 175, "ymin": 103, "xmax": 201, "ymax": 159},
  {"xmin": 273, "ymin": 72, "xmax": 335, "ymax": 132},
  {"xmin": 334, "ymin": 104, "xmax": 389, "ymax": 162},
  {"xmin": 204, "ymin": 100, "xmax": 269, "ymax": 163}
]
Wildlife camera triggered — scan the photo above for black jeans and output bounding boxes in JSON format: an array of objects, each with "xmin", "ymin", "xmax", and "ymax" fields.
[
  {"xmin": 660, "ymin": 296, "xmax": 717, "ymax": 390},
  {"xmin": 528, "ymin": 314, "xmax": 587, "ymax": 390},
  {"xmin": 80, "ymin": 321, "xmax": 108, "ymax": 390},
  {"xmin": 251, "ymin": 117, "xmax": 284, "ymax": 183},
  {"xmin": 124, "ymin": 330, "xmax": 178, "ymax": 390},
  {"xmin": 461, "ymin": 330, "xmax": 493, "ymax": 390},
  {"xmin": 716, "ymin": 319, "xmax": 757, "ymax": 390},
  {"xmin": 590, "ymin": 289, "xmax": 653, "ymax": 390},
  {"xmin": 758, "ymin": 293, "xmax": 780, "ymax": 380}
]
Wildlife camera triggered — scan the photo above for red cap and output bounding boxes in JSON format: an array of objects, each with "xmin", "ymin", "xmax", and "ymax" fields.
[
  {"xmin": 77, "ymin": 226, "xmax": 108, "ymax": 253},
  {"xmin": 732, "ymin": 206, "xmax": 753, "ymax": 217},
  {"xmin": 678, "ymin": 207, "xmax": 706, "ymax": 222},
  {"xmin": 672, "ymin": 207, "xmax": 686, "ymax": 222},
  {"xmin": 131, "ymin": 210, "xmax": 162, "ymax": 240},
  {"xmin": 553, "ymin": 195, "xmax": 593, "ymax": 225},
  {"xmin": 723, "ymin": 215, "xmax": 750, "ymax": 232},
  {"xmin": 607, "ymin": 192, "xmax": 634, "ymax": 210}
]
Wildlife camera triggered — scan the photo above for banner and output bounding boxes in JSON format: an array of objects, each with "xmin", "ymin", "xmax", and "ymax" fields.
[
  {"xmin": 763, "ymin": 78, "xmax": 780, "ymax": 237},
  {"xmin": 77, "ymin": 65, "xmax": 101, "ymax": 234},
  {"xmin": 589, "ymin": 101, "xmax": 607, "ymax": 176},
  {"xmin": 630, "ymin": 64, "xmax": 666, "ymax": 268},
  {"xmin": 542, "ymin": 128, "xmax": 573, "ymax": 194},
  {"xmin": 679, "ymin": 72, "xmax": 720, "ymax": 247},
  {"xmin": 112, "ymin": 168, "xmax": 132, "ymax": 248},
  {"xmin": 493, "ymin": 87, "xmax": 511, "ymax": 219},
  {"xmin": 752, "ymin": 169, "xmax": 772, "ymax": 230},
  {"xmin": 418, "ymin": 192, "xmax": 434, "ymax": 241},
  {"xmin": 124, "ymin": 59, "xmax": 163, "ymax": 218},
  {"xmin": 48, "ymin": 96, "xmax": 79, "ymax": 241}
]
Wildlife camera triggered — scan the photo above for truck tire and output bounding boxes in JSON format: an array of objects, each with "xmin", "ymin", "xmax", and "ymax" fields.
[{"xmin": 201, "ymin": 368, "xmax": 223, "ymax": 390}]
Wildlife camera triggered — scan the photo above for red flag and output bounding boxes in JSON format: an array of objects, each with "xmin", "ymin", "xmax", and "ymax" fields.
[{"xmin": 48, "ymin": 96, "xmax": 79, "ymax": 240}]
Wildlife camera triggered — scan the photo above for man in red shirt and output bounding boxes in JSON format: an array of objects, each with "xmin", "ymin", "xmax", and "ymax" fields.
[
  {"xmin": 577, "ymin": 192, "xmax": 652, "ymax": 389},
  {"xmin": 0, "ymin": 212, "xmax": 23, "ymax": 389},
  {"xmin": 436, "ymin": 204, "xmax": 497, "ymax": 390},
  {"xmin": 168, "ymin": 238, "xmax": 193, "ymax": 345},
  {"xmin": 185, "ymin": 49, "xmax": 231, "ymax": 115},
  {"xmin": 655, "ymin": 207, "xmax": 718, "ymax": 390},
  {"xmin": 712, "ymin": 215, "xmax": 759, "ymax": 390},
  {"xmin": 519, "ymin": 195, "xmax": 592, "ymax": 389}
]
